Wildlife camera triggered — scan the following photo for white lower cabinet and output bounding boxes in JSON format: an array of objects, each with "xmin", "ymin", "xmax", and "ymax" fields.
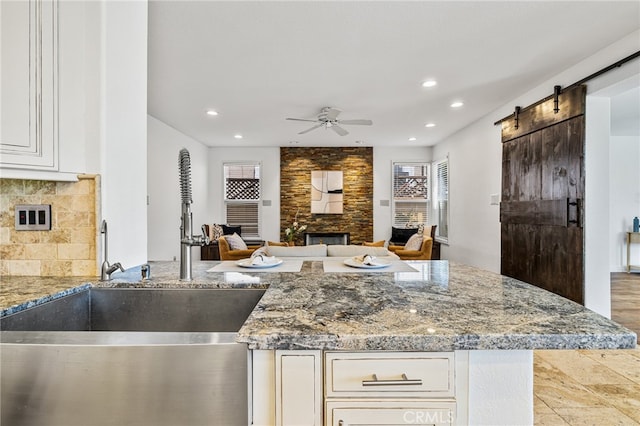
[
  {"xmin": 325, "ymin": 352, "xmax": 458, "ymax": 426},
  {"xmin": 259, "ymin": 350, "xmax": 464, "ymax": 426},
  {"xmin": 326, "ymin": 400, "xmax": 456, "ymax": 426}
]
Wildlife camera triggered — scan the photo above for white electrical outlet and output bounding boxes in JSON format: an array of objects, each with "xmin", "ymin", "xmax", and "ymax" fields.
[{"xmin": 490, "ymin": 194, "xmax": 500, "ymax": 206}]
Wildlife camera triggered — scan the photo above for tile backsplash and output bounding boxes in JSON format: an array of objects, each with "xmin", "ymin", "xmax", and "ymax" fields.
[{"xmin": 0, "ymin": 175, "xmax": 99, "ymax": 277}]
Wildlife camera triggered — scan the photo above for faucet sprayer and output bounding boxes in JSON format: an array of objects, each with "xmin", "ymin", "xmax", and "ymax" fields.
[{"xmin": 179, "ymin": 148, "xmax": 209, "ymax": 280}]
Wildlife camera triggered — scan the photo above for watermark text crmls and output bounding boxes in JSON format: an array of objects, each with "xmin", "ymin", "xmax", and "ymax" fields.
[{"xmin": 403, "ymin": 410, "xmax": 454, "ymax": 424}]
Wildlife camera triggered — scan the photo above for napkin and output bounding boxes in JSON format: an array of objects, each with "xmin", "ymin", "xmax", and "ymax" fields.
[
  {"xmin": 250, "ymin": 253, "xmax": 277, "ymax": 265},
  {"xmin": 353, "ymin": 254, "xmax": 379, "ymax": 266}
]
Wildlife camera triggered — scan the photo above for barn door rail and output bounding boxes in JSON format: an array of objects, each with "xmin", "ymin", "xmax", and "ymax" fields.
[{"xmin": 494, "ymin": 50, "xmax": 640, "ymax": 125}]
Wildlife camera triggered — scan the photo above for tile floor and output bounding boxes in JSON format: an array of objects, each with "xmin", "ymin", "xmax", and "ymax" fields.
[{"xmin": 533, "ymin": 273, "xmax": 640, "ymax": 425}]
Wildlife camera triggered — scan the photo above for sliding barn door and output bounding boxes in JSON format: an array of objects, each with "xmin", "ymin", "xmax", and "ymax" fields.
[{"xmin": 500, "ymin": 85, "xmax": 585, "ymax": 304}]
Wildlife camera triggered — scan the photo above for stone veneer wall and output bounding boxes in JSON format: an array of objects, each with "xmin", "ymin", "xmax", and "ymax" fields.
[
  {"xmin": 0, "ymin": 175, "xmax": 99, "ymax": 277},
  {"xmin": 280, "ymin": 147, "xmax": 373, "ymax": 244}
]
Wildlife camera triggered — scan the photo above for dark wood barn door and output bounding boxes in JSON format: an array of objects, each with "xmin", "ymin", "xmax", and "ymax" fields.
[{"xmin": 500, "ymin": 86, "xmax": 586, "ymax": 304}]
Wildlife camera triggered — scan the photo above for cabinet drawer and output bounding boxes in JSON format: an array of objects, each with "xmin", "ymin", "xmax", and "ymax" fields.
[
  {"xmin": 325, "ymin": 352, "xmax": 454, "ymax": 398},
  {"xmin": 326, "ymin": 400, "xmax": 456, "ymax": 426}
]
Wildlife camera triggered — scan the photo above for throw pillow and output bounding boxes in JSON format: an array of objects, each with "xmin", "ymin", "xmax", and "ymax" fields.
[
  {"xmin": 391, "ymin": 226, "xmax": 418, "ymax": 244},
  {"xmin": 362, "ymin": 240, "xmax": 385, "ymax": 247},
  {"xmin": 225, "ymin": 233, "xmax": 247, "ymax": 250},
  {"xmin": 222, "ymin": 225, "xmax": 241, "ymax": 236},
  {"xmin": 404, "ymin": 233, "xmax": 423, "ymax": 251},
  {"xmin": 209, "ymin": 224, "xmax": 223, "ymax": 241}
]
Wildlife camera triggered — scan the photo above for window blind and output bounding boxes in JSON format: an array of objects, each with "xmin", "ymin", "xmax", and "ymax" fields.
[
  {"xmin": 392, "ymin": 163, "xmax": 430, "ymax": 227},
  {"xmin": 224, "ymin": 163, "xmax": 261, "ymax": 237},
  {"xmin": 433, "ymin": 157, "xmax": 449, "ymax": 240}
]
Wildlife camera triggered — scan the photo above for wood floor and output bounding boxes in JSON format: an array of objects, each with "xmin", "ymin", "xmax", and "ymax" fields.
[{"xmin": 534, "ymin": 273, "xmax": 640, "ymax": 425}]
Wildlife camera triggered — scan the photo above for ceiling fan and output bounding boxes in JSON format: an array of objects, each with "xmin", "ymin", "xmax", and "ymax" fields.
[{"xmin": 286, "ymin": 107, "xmax": 373, "ymax": 136}]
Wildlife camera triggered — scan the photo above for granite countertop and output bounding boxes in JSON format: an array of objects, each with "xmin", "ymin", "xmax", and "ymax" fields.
[
  {"xmin": 1, "ymin": 260, "xmax": 636, "ymax": 352},
  {"xmin": 236, "ymin": 261, "xmax": 637, "ymax": 351}
]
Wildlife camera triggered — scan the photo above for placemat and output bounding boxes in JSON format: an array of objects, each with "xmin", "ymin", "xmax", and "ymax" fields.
[
  {"xmin": 323, "ymin": 259, "xmax": 418, "ymax": 273},
  {"xmin": 207, "ymin": 260, "xmax": 303, "ymax": 273}
]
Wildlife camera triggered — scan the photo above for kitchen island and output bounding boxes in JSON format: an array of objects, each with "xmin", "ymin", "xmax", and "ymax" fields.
[{"xmin": 1, "ymin": 260, "xmax": 635, "ymax": 425}]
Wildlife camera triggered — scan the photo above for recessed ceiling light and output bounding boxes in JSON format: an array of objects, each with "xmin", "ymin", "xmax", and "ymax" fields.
[
  {"xmin": 422, "ymin": 80, "xmax": 437, "ymax": 88},
  {"xmin": 408, "ymin": 137, "xmax": 417, "ymax": 141},
  {"xmin": 206, "ymin": 110, "xmax": 218, "ymax": 116},
  {"xmin": 450, "ymin": 101, "xmax": 464, "ymax": 108},
  {"xmin": 425, "ymin": 123, "xmax": 436, "ymax": 128},
  {"xmin": 234, "ymin": 134, "xmax": 243, "ymax": 139}
]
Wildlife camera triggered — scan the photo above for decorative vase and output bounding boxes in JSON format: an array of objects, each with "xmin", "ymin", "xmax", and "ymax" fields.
[{"xmin": 288, "ymin": 240, "xmax": 295, "ymax": 246}]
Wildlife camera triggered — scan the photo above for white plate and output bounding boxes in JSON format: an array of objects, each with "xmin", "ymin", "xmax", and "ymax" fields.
[
  {"xmin": 343, "ymin": 258, "xmax": 392, "ymax": 269},
  {"xmin": 236, "ymin": 258, "xmax": 283, "ymax": 268}
]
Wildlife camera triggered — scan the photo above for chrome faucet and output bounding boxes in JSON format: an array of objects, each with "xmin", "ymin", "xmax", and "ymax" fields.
[
  {"xmin": 179, "ymin": 149, "xmax": 209, "ymax": 280},
  {"xmin": 100, "ymin": 220, "xmax": 125, "ymax": 280}
]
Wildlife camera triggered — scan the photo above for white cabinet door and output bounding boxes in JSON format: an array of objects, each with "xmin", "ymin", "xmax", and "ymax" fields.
[
  {"xmin": 276, "ymin": 350, "xmax": 322, "ymax": 426},
  {"xmin": 326, "ymin": 400, "xmax": 456, "ymax": 426},
  {"xmin": 1, "ymin": 0, "xmax": 58, "ymax": 171}
]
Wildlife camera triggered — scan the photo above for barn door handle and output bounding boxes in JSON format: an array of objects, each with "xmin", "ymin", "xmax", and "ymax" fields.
[{"xmin": 567, "ymin": 198, "xmax": 582, "ymax": 228}]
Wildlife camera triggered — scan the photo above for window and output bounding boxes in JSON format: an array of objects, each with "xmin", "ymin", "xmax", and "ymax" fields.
[
  {"xmin": 433, "ymin": 156, "xmax": 449, "ymax": 242},
  {"xmin": 392, "ymin": 162, "xmax": 430, "ymax": 228},
  {"xmin": 224, "ymin": 163, "xmax": 260, "ymax": 237}
]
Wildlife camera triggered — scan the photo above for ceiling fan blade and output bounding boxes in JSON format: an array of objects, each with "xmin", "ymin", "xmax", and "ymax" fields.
[
  {"xmin": 298, "ymin": 123, "xmax": 324, "ymax": 135},
  {"xmin": 331, "ymin": 125, "xmax": 349, "ymax": 136},
  {"xmin": 323, "ymin": 107, "xmax": 342, "ymax": 121},
  {"xmin": 337, "ymin": 119, "xmax": 373, "ymax": 126},
  {"xmin": 286, "ymin": 118, "xmax": 319, "ymax": 123}
]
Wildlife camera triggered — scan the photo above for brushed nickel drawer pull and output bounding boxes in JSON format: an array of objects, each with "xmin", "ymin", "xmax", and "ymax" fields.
[{"xmin": 361, "ymin": 373, "xmax": 423, "ymax": 386}]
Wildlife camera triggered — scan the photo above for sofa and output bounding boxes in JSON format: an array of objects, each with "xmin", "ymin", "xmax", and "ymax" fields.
[
  {"xmin": 261, "ymin": 244, "xmax": 399, "ymax": 260},
  {"xmin": 388, "ymin": 236, "xmax": 433, "ymax": 260},
  {"xmin": 388, "ymin": 225, "xmax": 440, "ymax": 260},
  {"xmin": 218, "ymin": 235, "xmax": 264, "ymax": 261},
  {"xmin": 201, "ymin": 224, "xmax": 264, "ymax": 260}
]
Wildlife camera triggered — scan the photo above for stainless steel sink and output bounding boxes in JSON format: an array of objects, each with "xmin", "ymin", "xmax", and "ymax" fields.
[{"xmin": 0, "ymin": 288, "xmax": 265, "ymax": 426}]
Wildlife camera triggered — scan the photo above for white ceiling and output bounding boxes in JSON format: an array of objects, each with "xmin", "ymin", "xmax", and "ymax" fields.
[{"xmin": 147, "ymin": 1, "xmax": 640, "ymax": 148}]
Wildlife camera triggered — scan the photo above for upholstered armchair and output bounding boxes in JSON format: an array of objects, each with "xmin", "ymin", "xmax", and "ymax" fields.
[
  {"xmin": 218, "ymin": 235, "xmax": 262, "ymax": 261},
  {"xmin": 388, "ymin": 236, "xmax": 433, "ymax": 260}
]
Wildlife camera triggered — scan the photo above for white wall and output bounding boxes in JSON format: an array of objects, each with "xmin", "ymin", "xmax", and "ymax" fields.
[
  {"xmin": 206, "ymin": 147, "xmax": 281, "ymax": 243},
  {"xmin": 585, "ymin": 96, "xmax": 612, "ymax": 317},
  {"xmin": 372, "ymin": 147, "xmax": 432, "ymax": 243},
  {"xmin": 100, "ymin": 0, "xmax": 148, "ymax": 268},
  {"xmin": 147, "ymin": 116, "xmax": 209, "ymax": 261},
  {"xmin": 432, "ymin": 124, "xmax": 502, "ymax": 272},
  {"xmin": 431, "ymin": 28, "xmax": 640, "ymax": 305}
]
